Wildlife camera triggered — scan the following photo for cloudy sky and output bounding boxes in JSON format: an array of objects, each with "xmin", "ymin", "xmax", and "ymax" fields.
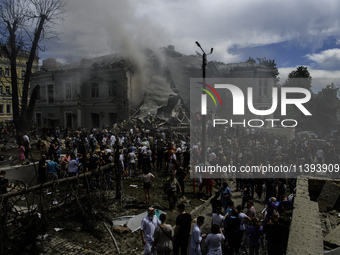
[{"xmin": 42, "ymin": 0, "xmax": 340, "ymax": 92}]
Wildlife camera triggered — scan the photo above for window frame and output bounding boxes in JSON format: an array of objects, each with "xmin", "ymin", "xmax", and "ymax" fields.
[{"xmin": 91, "ymin": 83, "xmax": 99, "ymax": 98}]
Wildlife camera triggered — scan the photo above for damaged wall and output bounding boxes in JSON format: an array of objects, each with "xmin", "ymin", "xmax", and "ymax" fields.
[{"xmin": 287, "ymin": 177, "xmax": 324, "ymax": 255}]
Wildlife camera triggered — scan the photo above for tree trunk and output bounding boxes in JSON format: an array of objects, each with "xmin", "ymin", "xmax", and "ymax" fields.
[
  {"xmin": 6, "ymin": 23, "xmax": 21, "ymax": 131},
  {"xmin": 26, "ymin": 85, "xmax": 40, "ymax": 125},
  {"xmin": 21, "ymin": 15, "xmax": 47, "ymax": 128}
]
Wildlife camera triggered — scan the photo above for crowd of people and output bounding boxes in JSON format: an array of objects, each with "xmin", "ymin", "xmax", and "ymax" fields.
[
  {"xmin": 20, "ymin": 125, "xmax": 192, "ymax": 209},
  {"xmin": 1, "ymin": 122, "xmax": 339, "ymax": 254},
  {"xmin": 141, "ymin": 186, "xmax": 292, "ymax": 255}
]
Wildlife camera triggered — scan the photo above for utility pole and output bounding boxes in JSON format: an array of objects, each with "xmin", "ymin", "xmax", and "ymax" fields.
[{"xmin": 195, "ymin": 41, "xmax": 213, "ymax": 165}]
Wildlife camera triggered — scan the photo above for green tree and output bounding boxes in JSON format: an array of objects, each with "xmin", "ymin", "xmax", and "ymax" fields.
[
  {"xmin": 312, "ymin": 84, "xmax": 340, "ymax": 133},
  {"xmin": 280, "ymin": 66, "xmax": 313, "ymax": 129},
  {"xmin": 283, "ymin": 66, "xmax": 312, "ymax": 91},
  {"xmin": 0, "ymin": 0, "xmax": 65, "ymax": 131}
]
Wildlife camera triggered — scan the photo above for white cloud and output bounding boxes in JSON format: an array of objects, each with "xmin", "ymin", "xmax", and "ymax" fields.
[
  {"xmin": 306, "ymin": 49, "xmax": 340, "ymax": 70},
  {"xmin": 41, "ymin": 0, "xmax": 340, "ymax": 69},
  {"xmin": 279, "ymin": 66, "xmax": 340, "ymax": 92}
]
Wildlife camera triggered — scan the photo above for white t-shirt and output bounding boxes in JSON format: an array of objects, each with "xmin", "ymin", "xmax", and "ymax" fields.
[
  {"xmin": 212, "ymin": 213, "xmax": 223, "ymax": 227},
  {"xmin": 238, "ymin": 212, "xmax": 248, "ymax": 231}
]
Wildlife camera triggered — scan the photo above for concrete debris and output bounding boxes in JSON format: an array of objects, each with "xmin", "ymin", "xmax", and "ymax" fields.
[
  {"xmin": 154, "ymin": 202, "xmax": 166, "ymax": 210},
  {"xmin": 37, "ymin": 234, "xmax": 49, "ymax": 240},
  {"xmin": 317, "ymin": 181, "xmax": 340, "ymax": 211},
  {"xmin": 136, "ymin": 75, "xmax": 177, "ymax": 123},
  {"xmin": 12, "ymin": 205, "xmax": 38, "ymax": 214},
  {"xmin": 112, "ymin": 216, "xmax": 134, "ymax": 227},
  {"xmin": 178, "ymin": 196, "xmax": 191, "ymax": 206},
  {"xmin": 112, "ymin": 226, "xmax": 130, "ymax": 234},
  {"xmin": 126, "ymin": 211, "xmax": 147, "ymax": 233},
  {"xmin": 325, "ymin": 247, "xmax": 340, "ymax": 254},
  {"xmin": 324, "ymin": 224, "xmax": 340, "ymax": 248},
  {"xmin": 325, "ymin": 217, "xmax": 332, "ymax": 232},
  {"xmin": 116, "ymin": 209, "xmax": 166, "ymax": 233}
]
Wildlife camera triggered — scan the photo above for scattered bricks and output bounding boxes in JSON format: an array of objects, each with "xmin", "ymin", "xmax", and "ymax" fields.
[{"xmin": 317, "ymin": 181, "xmax": 340, "ymax": 212}]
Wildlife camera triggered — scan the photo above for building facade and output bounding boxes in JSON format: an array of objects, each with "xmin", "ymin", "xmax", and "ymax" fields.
[
  {"xmin": 31, "ymin": 48, "xmax": 277, "ymax": 130},
  {"xmin": 0, "ymin": 48, "xmax": 39, "ymax": 122},
  {"xmin": 31, "ymin": 55, "xmax": 144, "ymax": 129}
]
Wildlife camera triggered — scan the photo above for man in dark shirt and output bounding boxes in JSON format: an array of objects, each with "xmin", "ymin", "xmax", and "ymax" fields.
[
  {"xmin": 263, "ymin": 212, "xmax": 286, "ymax": 255},
  {"xmin": 176, "ymin": 167, "xmax": 187, "ymax": 196},
  {"xmin": 0, "ymin": 170, "xmax": 9, "ymax": 194},
  {"xmin": 173, "ymin": 203, "xmax": 192, "ymax": 255}
]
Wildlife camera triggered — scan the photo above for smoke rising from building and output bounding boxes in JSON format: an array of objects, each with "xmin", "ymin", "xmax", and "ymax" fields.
[{"xmin": 59, "ymin": 0, "xmax": 169, "ymax": 69}]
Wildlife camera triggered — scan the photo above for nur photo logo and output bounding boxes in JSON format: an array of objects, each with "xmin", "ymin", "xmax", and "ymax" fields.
[{"xmin": 196, "ymin": 82, "xmax": 223, "ymax": 115}]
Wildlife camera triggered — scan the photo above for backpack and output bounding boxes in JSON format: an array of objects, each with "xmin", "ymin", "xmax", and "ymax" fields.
[{"xmin": 163, "ymin": 178, "xmax": 172, "ymax": 194}]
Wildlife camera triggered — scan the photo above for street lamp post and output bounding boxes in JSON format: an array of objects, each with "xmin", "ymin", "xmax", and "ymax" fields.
[{"xmin": 195, "ymin": 41, "xmax": 213, "ymax": 165}]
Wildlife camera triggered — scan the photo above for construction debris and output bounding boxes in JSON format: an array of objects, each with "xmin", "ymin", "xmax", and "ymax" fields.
[{"xmin": 317, "ymin": 181, "xmax": 340, "ymax": 211}]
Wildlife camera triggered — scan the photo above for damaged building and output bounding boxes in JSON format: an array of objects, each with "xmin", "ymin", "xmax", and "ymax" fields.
[{"xmin": 30, "ymin": 46, "xmax": 277, "ymax": 129}]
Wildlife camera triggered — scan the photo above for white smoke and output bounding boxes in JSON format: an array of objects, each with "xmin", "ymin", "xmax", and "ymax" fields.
[{"xmin": 58, "ymin": 0, "xmax": 169, "ymax": 70}]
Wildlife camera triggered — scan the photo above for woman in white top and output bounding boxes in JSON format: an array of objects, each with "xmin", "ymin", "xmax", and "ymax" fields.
[
  {"xmin": 205, "ymin": 224, "xmax": 225, "ymax": 255},
  {"xmin": 212, "ymin": 206, "xmax": 224, "ymax": 229},
  {"xmin": 67, "ymin": 152, "xmax": 80, "ymax": 177}
]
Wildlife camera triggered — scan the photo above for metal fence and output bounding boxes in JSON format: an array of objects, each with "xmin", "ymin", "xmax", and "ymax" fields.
[{"xmin": 0, "ymin": 164, "xmax": 118, "ymax": 254}]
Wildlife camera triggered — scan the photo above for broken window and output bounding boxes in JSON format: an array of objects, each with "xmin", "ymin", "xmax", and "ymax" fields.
[
  {"xmin": 91, "ymin": 113, "xmax": 100, "ymax": 128},
  {"xmin": 91, "ymin": 83, "xmax": 99, "ymax": 98},
  {"xmin": 48, "ymin": 84, "xmax": 54, "ymax": 103},
  {"xmin": 109, "ymin": 81, "xmax": 118, "ymax": 97}
]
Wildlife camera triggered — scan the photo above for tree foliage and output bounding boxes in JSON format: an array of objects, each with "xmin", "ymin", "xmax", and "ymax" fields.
[
  {"xmin": 283, "ymin": 65, "xmax": 340, "ymax": 133},
  {"xmin": 312, "ymin": 84, "xmax": 340, "ymax": 133},
  {"xmin": 246, "ymin": 57, "xmax": 279, "ymax": 82},
  {"xmin": 0, "ymin": 0, "xmax": 65, "ymax": 131},
  {"xmin": 283, "ymin": 66, "xmax": 312, "ymax": 91}
]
